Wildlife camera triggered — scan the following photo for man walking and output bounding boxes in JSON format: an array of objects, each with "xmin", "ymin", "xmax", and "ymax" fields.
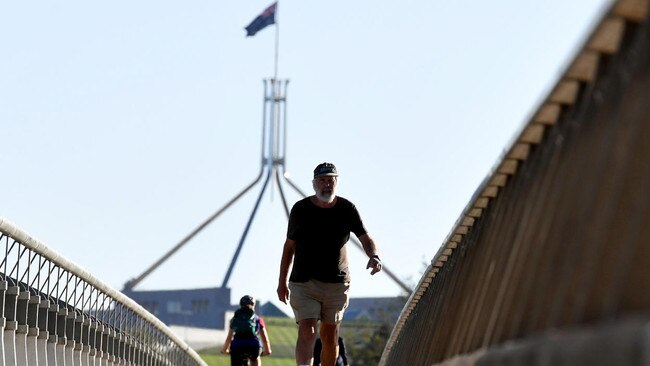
[{"xmin": 277, "ymin": 162, "xmax": 383, "ymax": 366}]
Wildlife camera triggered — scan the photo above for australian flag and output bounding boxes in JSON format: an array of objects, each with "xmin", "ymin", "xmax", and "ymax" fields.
[{"xmin": 245, "ymin": 2, "xmax": 277, "ymax": 37}]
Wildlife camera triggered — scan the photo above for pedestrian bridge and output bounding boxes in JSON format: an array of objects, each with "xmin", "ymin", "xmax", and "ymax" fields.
[{"xmin": 1, "ymin": 0, "xmax": 649, "ymax": 365}]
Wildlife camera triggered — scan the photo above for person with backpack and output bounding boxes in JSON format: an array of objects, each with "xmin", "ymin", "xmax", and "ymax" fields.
[{"xmin": 222, "ymin": 295, "xmax": 272, "ymax": 366}]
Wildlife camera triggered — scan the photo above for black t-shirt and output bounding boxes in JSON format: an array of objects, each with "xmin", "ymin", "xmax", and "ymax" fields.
[{"xmin": 287, "ymin": 196, "xmax": 367, "ymax": 283}]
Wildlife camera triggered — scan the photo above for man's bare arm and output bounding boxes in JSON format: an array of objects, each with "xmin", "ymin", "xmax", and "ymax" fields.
[
  {"xmin": 277, "ymin": 238, "xmax": 296, "ymax": 303},
  {"xmin": 358, "ymin": 233, "xmax": 382, "ymax": 275}
]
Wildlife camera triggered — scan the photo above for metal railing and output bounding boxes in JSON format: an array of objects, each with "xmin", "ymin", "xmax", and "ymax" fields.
[{"xmin": 0, "ymin": 217, "xmax": 207, "ymax": 366}]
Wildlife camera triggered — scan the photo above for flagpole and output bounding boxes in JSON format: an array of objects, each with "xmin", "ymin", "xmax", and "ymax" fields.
[{"xmin": 273, "ymin": 1, "xmax": 280, "ymax": 81}]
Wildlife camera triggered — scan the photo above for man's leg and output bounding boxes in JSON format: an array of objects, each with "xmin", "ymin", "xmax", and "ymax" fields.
[
  {"xmin": 319, "ymin": 322, "xmax": 339, "ymax": 366},
  {"xmin": 319, "ymin": 281, "xmax": 348, "ymax": 366},
  {"xmin": 296, "ymin": 318, "xmax": 318, "ymax": 365}
]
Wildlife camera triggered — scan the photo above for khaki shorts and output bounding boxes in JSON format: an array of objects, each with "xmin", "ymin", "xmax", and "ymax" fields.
[{"xmin": 289, "ymin": 280, "xmax": 350, "ymax": 324}]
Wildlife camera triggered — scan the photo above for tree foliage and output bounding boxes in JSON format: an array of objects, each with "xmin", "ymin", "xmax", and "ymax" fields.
[{"xmin": 346, "ymin": 322, "xmax": 393, "ymax": 366}]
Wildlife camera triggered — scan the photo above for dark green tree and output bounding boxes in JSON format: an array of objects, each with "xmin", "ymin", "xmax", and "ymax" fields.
[{"xmin": 347, "ymin": 322, "xmax": 392, "ymax": 366}]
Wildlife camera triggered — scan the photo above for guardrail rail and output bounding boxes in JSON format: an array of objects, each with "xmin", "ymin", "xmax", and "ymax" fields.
[{"xmin": 0, "ymin": 217, "xmax": 208, "ymax": 366}]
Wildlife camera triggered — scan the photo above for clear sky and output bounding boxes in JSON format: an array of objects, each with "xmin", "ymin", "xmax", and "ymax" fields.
[{"xmin": 1, "ymin": 1, "xmax": 610, "ymax": 315}]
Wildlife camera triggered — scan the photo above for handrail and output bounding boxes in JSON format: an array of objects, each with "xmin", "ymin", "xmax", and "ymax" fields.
[{"xmin": 0, "ymin": 216, "xmax": 208, "ymax": 366}]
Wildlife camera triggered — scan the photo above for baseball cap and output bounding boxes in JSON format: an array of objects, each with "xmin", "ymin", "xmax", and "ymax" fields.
[
  {"xmin": 313, "ymin": 162, "xmax": 338, "ymax": 178},
  {"xmin": 239, "ymin": 295, "xmax": 255, "ymax": 307}
]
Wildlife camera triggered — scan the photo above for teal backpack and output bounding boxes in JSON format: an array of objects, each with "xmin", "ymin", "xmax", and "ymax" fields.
[{"xmin": 231, "ymin": 309, "xmax": 258, "ymax": 338}]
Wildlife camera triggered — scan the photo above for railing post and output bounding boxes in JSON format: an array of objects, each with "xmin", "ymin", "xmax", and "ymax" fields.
[
  {"xmin": 0, "ymin": 281, "xmax": 7, "ymax": 366},
  {"xmin": 66, "ymin": 310, "xmax": 82, "ymax": 365},
  {"xmin": 77, "ymin": 314, "xmax": 89, "ymax": 366},
  {"xmin": 26, "ymin": 295, "xmax": 40, "ymax": 366},
  {"xmin": 110, "ymin": 327, "xmax": 118, "ymax": 366},
  {"xmin": 115, "ymin": 330, "xmax": 125, "ymax": 365},
  {"xmin": 47, "ymin": 302, "xmax": 58, "ymax": 365},
  {"xmin": 96, "ymin": 323, "xmax": 104, "ymax": 365},
  {"xmin": 88, "ymin": 319, "xmax": 98, "ymax": 365},
  {"xmin": 101, "ymin": 325, "xmax": 112, "ymax": 366},
  {"xmin": 14, "ymin": 290, "xmax": 29, "ymax": 366},
  {"xmin": 56, "ymin": 306, "xmax": 67, "ymax": 365},
  {"xmin": 3, "ymin": 286, "xmax": 19, "ymax": 366},
  {"xmin": 37, "ymin": 299, "xmax": 50, "ymax": 366},
  {"xmin": 80, "ymin": 315, "xmax": 91, "ymax": 366}
]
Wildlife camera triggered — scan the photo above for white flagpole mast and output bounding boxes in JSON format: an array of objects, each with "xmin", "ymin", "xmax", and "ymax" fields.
[{"xmin": 273, "ymin": 2, "xmax": 280, "ymax": 81}]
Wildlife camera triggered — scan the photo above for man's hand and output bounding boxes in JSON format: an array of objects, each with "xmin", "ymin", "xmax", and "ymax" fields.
[
  {"xmin": 262, "ymin": 349, "xmax": 272, "ymax": 356},
  {"xmin": 366, "ymin": 257, "xmax": 382, "ymax": 275},
  {"xmin": 277, "ymin": 282, "xmax": 290, "ymax": 304}
]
